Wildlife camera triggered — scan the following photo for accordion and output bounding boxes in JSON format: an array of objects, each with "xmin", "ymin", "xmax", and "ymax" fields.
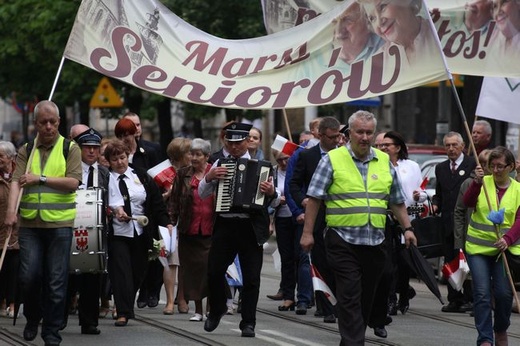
[{"xmin": 215, "ymin": 158, "xmax": 272, "ymax": 212}]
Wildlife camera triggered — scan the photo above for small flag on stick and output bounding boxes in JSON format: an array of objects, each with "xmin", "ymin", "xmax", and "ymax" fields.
[
  {"xmin": 271, "ymin": 135, "xmax": 300, "ymax": 156},
  {"xmin": 310, "ymin": 263, "xmax": 337, "ymax": 305}
]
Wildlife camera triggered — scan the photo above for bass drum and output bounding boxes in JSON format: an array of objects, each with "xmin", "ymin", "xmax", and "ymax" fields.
[{"xmin": 71, "ymin": 188, "xmax": 106, "ymax": 273}]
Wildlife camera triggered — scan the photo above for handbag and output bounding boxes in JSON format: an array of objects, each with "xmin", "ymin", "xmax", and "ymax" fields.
[
  {"xmin": 411, "ymin": 197, "xmax": 445, "ymax": 259},
  {"xmin": 441, "ymin": 249, "xmax": 470, "ymax": 291}
]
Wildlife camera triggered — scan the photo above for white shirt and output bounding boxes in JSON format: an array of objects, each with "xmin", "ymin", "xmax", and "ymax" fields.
[
  {"xmin": 108, "ymin": 167, "xmax": 147, "ymax": 237},
  {"xmin": 394, "ymin": 159, "xmax": 426, "ymax": 208},
  {"xmin": 79, "ymin": 161, "xmax": 100, "ymax": 190}
]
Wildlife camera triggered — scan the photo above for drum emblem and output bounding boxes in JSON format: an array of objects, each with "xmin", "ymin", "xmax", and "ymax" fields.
[{"xmin": 74, "ymin": 228, "xmax": 89, "ymax": 252}]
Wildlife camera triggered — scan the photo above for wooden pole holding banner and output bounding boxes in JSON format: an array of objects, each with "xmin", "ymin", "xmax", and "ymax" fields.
[
  {"xmin": 0, "ymin": 135, "xmax": 39, "ymax": 271},
  {"xmin": 48, "ymin": 56, "xmax": 65, "ymax": 101},
  {"xmin": 282, "ymin": 109, "xmax": 293, "ymax": 143},
  {"xmin": 448, "ymin": 78, "xmax": 520, "ymax": 310},
  {"xmin": 466, "ymin": 115, "xmax": 478, "ymax": 157}
]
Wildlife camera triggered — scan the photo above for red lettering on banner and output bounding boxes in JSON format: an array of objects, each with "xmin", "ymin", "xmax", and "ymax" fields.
[
  {"xmin": 437, "ymin": 19, "xmax": 495, "ymax": 60},
  {"xmin": 89, "ymin": 26, "xmax": 402, "ymax": 109},
  {"xmin": 295, "ymin": 8, "xmax": 319, "ymax": 26}
]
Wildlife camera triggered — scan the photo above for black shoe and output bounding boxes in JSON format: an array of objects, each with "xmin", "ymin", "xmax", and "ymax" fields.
[
  {"xmin": 398, "ymin": 299, "xmax": 409, "ymax": 315},
  {"xmin": 114, "ymin": 317, "xmax": 128, "ymax": 327},
  {"xmin": 81, "ymin": 326, "xmax": 101, "ymax": 335},
  {"xmin": 137, "ymin": 300, "xmax": 147, "ymax": 309},
  {"xmin": 385, "ymin": 315, "xmax": 393, "ymax": 325},
  {"xmin": 459, "ymin": 302, "xmax": 473, "ymax": 312},
  {"xmin": 204, "ymin": 312, "xmax": 224, "ymax": 332},
  {"xmin": 374, "ymin": 326, "xmax": 388, "ymax": 338},
  {"xmin": 59, "ymin": 321, "xmax": 67, "ymax": 331},
  {"xmin": 408, "ymin": 286, "xmax": 416, "ymax": 300},
  {"xmin": 323, "ymin": 314, "xmax": 336, "ymax": 323},
  {"xmin": 23, "ymin": 324, "xmax": 38, "ymax": 341},
  {"xmin": 388, "ymin": 301, "xmax": 398, "ymax": 316},
  {"xmin": 470, "ymin": 310, "xmax": 475, "ymax": 317},
  {"xmin": 147, "ymin": 297, "xmax": 159, "ymax": 308},
  {"xmin": 295, "ymin": 303, "xmax": 307, "ymax": 315},
  {"xmin": 266, "ymin": 290, "xmax": 283, "ymax": 301},
  {"xmin": 441, "ymin": 302, "xmax": 463, "ymax": 313},
  {"xmin": 241, "ymin": 324, "xmax": 255, "ymax": 337},
  {"xmin": 314, "ymin": 309, "xmax": 324, "ymax": 317}
]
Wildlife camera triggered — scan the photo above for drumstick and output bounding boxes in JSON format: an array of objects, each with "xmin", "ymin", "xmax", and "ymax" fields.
[
  {"xmin": 131, "ymin": 216, "xmax": 149, "ymax": 227},
  {"xmin": 0, "ymin": 134, "xmax": 39, "ymax": 271}
]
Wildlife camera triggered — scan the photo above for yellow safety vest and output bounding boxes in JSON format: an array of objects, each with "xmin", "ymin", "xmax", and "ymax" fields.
[
  {"xmin": 466, "ymin": 176, "xmax": 520, "ymax": 256},
  {"xmin": 325, "ymin": 147, "xmax": 391, "ymax": 228},
  {"xmin": 19, "ymin": 136, "xmax": 77, "ymax": 222}
]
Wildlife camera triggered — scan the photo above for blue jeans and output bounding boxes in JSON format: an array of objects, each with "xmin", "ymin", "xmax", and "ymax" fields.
[
  {"xmin": 466, "ymin": 253, "xmax": 512, "ymax": 345},
  {"xmin": 18, "ymin": 227, "xmax": 72, "ymax": 345},
  {"xmin": 296, "ymin": 224, "xmax": 312, "ymax": 305}
]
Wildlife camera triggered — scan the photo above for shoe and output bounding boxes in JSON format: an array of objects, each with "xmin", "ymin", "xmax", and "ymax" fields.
[
  {"xmin": 295, "ymin": 303, "xmax": 307, "ymax": 315},
  {"xmin": 278, "ymin": 302, "xmax": 295, "ymax": 311},
  {"xmin": 189, "ymin": 313, "xmax": 203, "ymax": 322},
  {"xmin": 147, "ymin": 297, "xmax": 159, "ymax": 308},
  {"xmin": 398, "ymin": 299, "xmax": 409, "ymax": 315},
  {"xmin": 23, "ymin": 323, "xmax": 38, "ymax": 341},
  {"xmin": 460, "ymin": 302, "xmax": 473, "ymax": 312},
  {"xmin": 385, "ymin": 315, "xmax": 393, "ymax": 326},
  {"xmin": 408, "ymin": 286, "xmax": 417, "ymax": 300},
  {"xmin": 470, "ymin": 310, "xmax": 475, "ymax": 317},
  {"xmin": 98, "ymin": 307, "xmax": 110, "ymax": 318},
  {"xmin": 81, "ymin": 326, "xmax": 101, "ymax": 335},
  {"xmin": 204, "ymin": 312, "xmax": 225, "ymax": 332},
  {"xmin": 374, "ymin": 326, "xmax": 388, "ymax": 338},
  {"xmin": 314, "ymin": 309, "xmax": 324, "ymax": 317},
  {"xmin": 241, "ymin": 324, "xmax": 255, "ymax": 337},
  {"xmin": 388, "ymin": 301, "xmax": 398, "ymax": 316},
  {"xmin": 136, "ymin": 300, "xmax": 147, "ymax": 309},
  {"xmin": 114, "ymin": 317, "xmax": 128, "ymax": 327},
  {"xmin": 226, "ymin": 306, "xmax": 234, "ymax": 315},
  {"xmin": 266, "ymin": 290, "xmax": 283, "ymax": 301},
  {"xmin": 163, "ymin": 308, "xmax": 174, "ymax": 315},
  {"xmin": 441, "ymin": 302, "xmax": 464, "ymax": 313},
  {"xmin": 178, "ymin": 302, "xmax": 189, "ymax": 314},
  {"xmin": 323, "ymin": 314, "xmax": 336, "ymax": 323},
  {"xmin": 59, "ymin": 321, "xmax": 67, "ymax": 331}
]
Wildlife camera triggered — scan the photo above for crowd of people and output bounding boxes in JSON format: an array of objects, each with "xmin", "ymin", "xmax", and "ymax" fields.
[{"xmin": 2, "ymin": 100, "xmax": 520, "ymax": 346}]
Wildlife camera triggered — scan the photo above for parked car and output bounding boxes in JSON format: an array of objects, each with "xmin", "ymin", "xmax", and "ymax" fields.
[{"xmin": 408, "ymin": 144, "xmax": 446, "ymax": 168}]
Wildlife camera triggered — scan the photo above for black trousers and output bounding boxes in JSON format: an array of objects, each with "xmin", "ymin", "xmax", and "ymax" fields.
[
  {"xmin": 325, "ymin": 230, "xmax": 386, "ymax": 346},
  {"xmin": 207, "ymin": 216, "xmax": 263, "ymax": 329},
  {"xmin": 64, "ymin": 273, "xmax": 100, "ymax": 327},
  {"xmin": 274, "ymin": 216, "xmax": 297, "ymax": 301},
  {"xmin": 311, "ymin": 218, "xmax": 336, "ymax": 317},
  {"xmin": 108, "ymin": 234, "xmax": 148, "ymax": 319}
]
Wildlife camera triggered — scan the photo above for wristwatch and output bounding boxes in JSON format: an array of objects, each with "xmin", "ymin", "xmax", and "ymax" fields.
[
  {"xmin": 39, "ymin": 175, "xmax": 47, "ymax": 185},
  {"xmin": 403, "ymin": 226, "xmax": 414, "ymax": 232}
]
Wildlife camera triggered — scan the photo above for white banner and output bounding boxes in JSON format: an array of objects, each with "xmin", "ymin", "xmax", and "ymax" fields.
[
  {"xmin": 476, "ymin": 77, "xmax": 520, "ymax": 124},
  {"xmin": 64, "ymin": 0, "xmax": 447, "ymax": 109},
  {"xmin": 261, "ymin": 0, "xmax": 520, "ymax": 78}
]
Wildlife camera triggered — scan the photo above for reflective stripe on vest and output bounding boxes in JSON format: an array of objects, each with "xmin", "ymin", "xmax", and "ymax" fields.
[
  {"xmin": 20, "ymin": 136, "xmax": 77, "ymax": 222},
  {"xmin": 466, "ymin": 176, "xmax": 520, "ymax": 256},
  {"xmin": 325, "ymin": 147, "xmax": 391, "ymax": 228}
]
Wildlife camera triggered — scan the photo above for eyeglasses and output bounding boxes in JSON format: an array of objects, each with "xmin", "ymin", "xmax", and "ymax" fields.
[
  {"xmin": 375, "ymin": 143, "xmax": 396, "ymax": 148},
  {"xmin": 490, "ymin": 164, "xmax": 508, "ymax": 171},
  {"xmin": 321, "ymin": 133, "xmax": 342, "ymax": 140}
]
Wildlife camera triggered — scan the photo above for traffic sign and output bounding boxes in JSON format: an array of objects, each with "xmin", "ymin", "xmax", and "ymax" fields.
[{"xmin": 90, "ymin": 77, "xmax": 123, "ymax": 108}]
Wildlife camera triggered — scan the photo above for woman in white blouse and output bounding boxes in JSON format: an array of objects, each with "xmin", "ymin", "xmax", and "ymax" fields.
[
  {"xmin": 105, "ymin": 139, "xmax": 173, "ymax": 327},
  {"xmin": 378, "ymin": 130, "xmax": 426, "ymax": 316}
]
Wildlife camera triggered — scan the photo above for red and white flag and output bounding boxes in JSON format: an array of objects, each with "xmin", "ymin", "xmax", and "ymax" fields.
[
  {"xmin": 441, "ymin": 249, "xmax": 470, "ymax": 292},
  {"xmin": 310, "ymin": 264, "xmax": 337, "ymax": 306},
  {"xmin": 271, "ymin": 135, "xmax": 300, "ymax": 156}
]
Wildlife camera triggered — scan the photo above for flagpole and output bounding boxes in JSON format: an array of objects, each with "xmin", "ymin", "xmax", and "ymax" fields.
[
  {"xmin": 282, "ymin": 109, "xmax": 293, "ymax": 142},
  {"xmin": 48, "ymin": 56, "xmax": 66, "ymax": 101}
]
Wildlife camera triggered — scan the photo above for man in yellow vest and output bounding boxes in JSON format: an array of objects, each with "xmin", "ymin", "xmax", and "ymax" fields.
[
  {"xmin": 301, "ymin": 110, "xmax": 416, "ymax": 346},
  {"xmin": 5, "ymin": 100, "xmax": 82, "ymax": 346}
]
